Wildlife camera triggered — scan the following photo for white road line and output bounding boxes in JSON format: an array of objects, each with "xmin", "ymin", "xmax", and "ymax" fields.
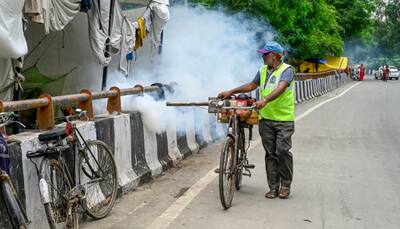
[
  {"xmin": 146, "ymin": 81, "xmax": 362, "ymax": 229},
  {"xmin": 295, "ymin": 82, "xmax": 362, "ymax": 121}
]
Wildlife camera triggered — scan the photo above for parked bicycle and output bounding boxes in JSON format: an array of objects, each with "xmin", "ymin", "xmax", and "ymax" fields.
[
  {"xmin": 167, "ymin": 93, "xmax": 258, "ymax": 209},
  {"xmin": 0, "ymin": 112, "xmax": 30, "ymax": 229},
  {"xmin": 27, "ymin": 109, "xmax": 118, "ymax": 229}
]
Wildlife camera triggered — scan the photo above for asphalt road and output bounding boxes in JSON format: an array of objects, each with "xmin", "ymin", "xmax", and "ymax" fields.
[{"xmin": 82, "ymin": 76, "xmax": 400, "ymax": 229}]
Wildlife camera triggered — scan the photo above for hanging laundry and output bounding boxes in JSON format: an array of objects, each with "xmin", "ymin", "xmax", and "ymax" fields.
[
  {"xmin": 134, "ymin": 17, "xmax": 148, "ymax": 50},
  {"xmin": 150, "ymin": 1, "xmax": 169, "ymax": 47},
  {"xmin": 24, "ymin": 0, "xmax": 81, "ymax": 34},
  {"xmin": 143, "ymin": 8, "xmax": 152, "ymax": 32},
  {"xmin": 1, "ymin": 0, "xmax": 28, "ymax": 59},
  {"xmin": 43, "ymin": 0, "xmax": 81, "ymax": 34},
  {"xmin": 88, "ymin": 0, "xmax": 123, "ymax": 66},
  {"xmin": 80, "ymin": 0, "xmax": 91, "ymax": 12},
  {"xmin": 119, "ymin": 17, "xmax": 137, "ymax": 76},
  {"xmin": 24, "ymin": 0, "xmax": 44, "ymax": 23}
]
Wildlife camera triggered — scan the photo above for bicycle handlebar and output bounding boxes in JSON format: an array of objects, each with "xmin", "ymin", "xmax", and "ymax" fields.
[
  {"xmin": 66, "ymin": 109, "xmax": 88, "ymax": 122},
  {"xmin": 0, "ymin": 112, "xmax": 26, "ymax": 129}
]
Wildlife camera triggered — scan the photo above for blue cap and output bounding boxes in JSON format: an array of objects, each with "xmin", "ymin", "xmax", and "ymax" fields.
[{"xmin": 257, "ymin": 41, "xmax": 284, "ymax": 54}]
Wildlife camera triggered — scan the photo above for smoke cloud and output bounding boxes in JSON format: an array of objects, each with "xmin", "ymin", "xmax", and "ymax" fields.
[{"xmin": 105, "ymin": 5, "xmax": 276, "ymax": 133}]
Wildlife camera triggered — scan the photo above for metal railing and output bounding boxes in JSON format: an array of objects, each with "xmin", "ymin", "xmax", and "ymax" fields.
[
  {"xmin": 0, "ymin": 83, "xmax": 175, "ymax": 130},
  {"xmin": 296, "ymin": 70, "xmax": 344, "ymax": 81}
]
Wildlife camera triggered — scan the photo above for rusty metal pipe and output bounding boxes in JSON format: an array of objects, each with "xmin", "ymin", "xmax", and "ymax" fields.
[
  {"xmin": 0, "ymin": 86, "xmax": 165, "ymax": 112},
  {"xmin": 52, "ymin": 94, "xmax": 90, "ymax": 106},
  {"xmin": 92, "ymin": 90, "xmax": 118, "ymax": 100},
  {"xmin": 1, "ymin": 98, "xmax": 49, "ymax": 112},
  {"xmin": 119, "ymin": 86, "xmax": 159, "ymax": 96}
]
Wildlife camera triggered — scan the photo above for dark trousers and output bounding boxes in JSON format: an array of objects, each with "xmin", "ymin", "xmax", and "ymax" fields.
[{"xmin": 259, "ymin": 119, "xmax": 295, "ymax": 190}]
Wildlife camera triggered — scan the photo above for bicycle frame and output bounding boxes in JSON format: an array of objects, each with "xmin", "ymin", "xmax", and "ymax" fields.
[
  {"xmin": 0, "ymin": 114, "xmax": 30, "ymax": 228},
  {"xmin": 227, "ymin": 114, "xmax": 251, "ymax": 174},
  {"xmin": 69, "ymin": 124, "xmax": 105, "ymax": 186}
]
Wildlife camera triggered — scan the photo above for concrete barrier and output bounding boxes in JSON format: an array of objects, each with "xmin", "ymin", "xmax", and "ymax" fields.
[
  {"xmin": 1, "ymin": 110, "xmax": 221, "ymax": 229},
  {"xmin": 1, "ymin": 71, "xmax": 351, "ymax": 228}
]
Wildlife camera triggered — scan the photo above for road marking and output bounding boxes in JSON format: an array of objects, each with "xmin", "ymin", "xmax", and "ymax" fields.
[
  {"xmin": 296, "ymin": 82, "xmax": 362, "ymax": 121},
  {"xmin": 146, "ymin": 81, "xmax": 362, "ymax": 229}
]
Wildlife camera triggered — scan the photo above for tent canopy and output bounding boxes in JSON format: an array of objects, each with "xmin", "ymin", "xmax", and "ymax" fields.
[{"xmin": 299, "ymin": 56, "xmax": 348, "ymax": 73}]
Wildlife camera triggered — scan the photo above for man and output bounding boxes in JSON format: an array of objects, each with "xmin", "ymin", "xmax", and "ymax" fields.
[
  {"xmin": 218, "ymin": 41, "xmax": 295, "ymax": 199},
  {"xmin": 383, "ymin": 65, "xmax": 390, "ymax": 82}
]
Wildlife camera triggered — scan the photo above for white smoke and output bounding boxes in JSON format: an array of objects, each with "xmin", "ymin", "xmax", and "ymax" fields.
[{"xmin": 107, "ymin": 5, "xmax": 276, "ymax": 133}]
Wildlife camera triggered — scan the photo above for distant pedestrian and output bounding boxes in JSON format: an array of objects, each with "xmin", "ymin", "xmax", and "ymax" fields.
[
  {"xmin": 360, "ymin": 64, "xmax": 365, "ymax": 81},
  {"xmin": 383, "ymin": 65, "xmax": 389, "ymax": 82}
]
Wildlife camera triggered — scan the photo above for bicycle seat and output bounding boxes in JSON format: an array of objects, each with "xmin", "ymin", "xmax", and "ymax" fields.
[{"xmin": 38, "ymin": 128, "xmax": 66, "ymax": 142}]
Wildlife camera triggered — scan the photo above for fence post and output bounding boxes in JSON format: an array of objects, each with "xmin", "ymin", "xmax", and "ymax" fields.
[{"xmin": 37, "ymin": 94, "xmax": 54, "ymax": 129}]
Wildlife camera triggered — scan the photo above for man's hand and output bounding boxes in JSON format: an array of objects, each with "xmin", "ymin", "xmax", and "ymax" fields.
[
  {"xmin": 255, "ymin": 100, "xmax": 267, "ymax": 109},
  {"xmin": 218, "ymin": 91, "xmax": 233, "ymax": 99}
]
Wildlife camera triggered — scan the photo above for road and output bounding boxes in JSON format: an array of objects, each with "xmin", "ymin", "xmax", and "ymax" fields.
[{"xmin": 82, "ymin": 76, "xmax": 400, "ymax": 229}]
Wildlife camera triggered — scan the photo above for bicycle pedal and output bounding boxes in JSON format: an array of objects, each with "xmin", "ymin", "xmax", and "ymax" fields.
[
  {"xmin": 243, "ymin": 164, "xmax": 255, "ymax": 169},
  {"xmin": 214, "ymin": 168, "xmax": 220, "ymax": 173}
]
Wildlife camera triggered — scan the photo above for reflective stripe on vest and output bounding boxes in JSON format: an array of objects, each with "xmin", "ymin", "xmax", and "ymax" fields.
[{"xmin": 259, "ymin": 63, "xmax": 295, "ymax": 121}]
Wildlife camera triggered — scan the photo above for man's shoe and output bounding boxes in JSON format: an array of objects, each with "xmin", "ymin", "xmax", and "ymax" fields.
[
  {"xmin": 279, "ymin": 186, "xmax": 290, "ymax": 199},
  {"xmin": 265, "ymin": 189, "xmax": 279, "ymax": 199}
]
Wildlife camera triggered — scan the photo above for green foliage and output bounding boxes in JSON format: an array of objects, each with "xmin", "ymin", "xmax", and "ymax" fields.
[
  {"xmin": 326, "ymin": 0, "xmax": 377, "ymax": 40},
  {"xmin": 192, "ymin": 0, "xmax": 399, "ymax": 62},
  {"xmin": 192, "ymin": 0, "xmax": 344, "ymax": 60},
  {"xmin": 374, "ymin": 0, "xmax": 400, "ymax": 57}
]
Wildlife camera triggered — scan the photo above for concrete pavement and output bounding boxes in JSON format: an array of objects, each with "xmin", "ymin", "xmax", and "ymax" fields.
[{"xmin": 82, "ymin": 76, "xmax": 400, "ymax": 229}]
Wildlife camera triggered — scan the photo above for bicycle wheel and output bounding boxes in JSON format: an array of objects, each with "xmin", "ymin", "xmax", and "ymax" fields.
[
  {"xmin": 40, "ymin": 158, "xmax": 75, "ymax": 229},
  {"xmin": 79, "ymin": 140, "xmax": 117, "ymax": 219},
  {"xmin": 219, "ymin": 136, "xmax": 236, "ymax": 209},
  {"xmin": 235, "ymin": 128, "xmax": 245, "ymax": 191},
  {"xmin": 0, "ymin": 176, "xmax": 29, "ymax": 229}
]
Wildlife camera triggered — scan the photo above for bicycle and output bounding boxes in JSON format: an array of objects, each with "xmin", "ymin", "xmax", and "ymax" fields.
[
  {"xmin": 166, "ymin": 94, "xmax": 258, "ymax": 209},
  {"xmin": 215, "ymin": 94, "xmax": 257, "ymax": 209},
  {"xmin": 0, "ymin": 112, "xmax": 30, "ymax": 229},
  {"xmin": 26, "ymin": 109, "xmax": 118, "ymax": 229}
]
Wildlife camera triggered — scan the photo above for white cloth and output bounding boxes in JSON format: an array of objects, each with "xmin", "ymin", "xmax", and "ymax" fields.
[
  {"xmin": 0, "ymin": 0, "xmax": 26, "ymax": 100},
  {"xmin": 0, "ymin": 58, "xmax": 24, "ymax": 101},
  {"xmin": 0, "ymin": 0, "xmax": 28, "ymax": 59},
  {"xmin": 88, "ymin": 0, "xmax": 123, "ymax": 66},
  {"xmin": 24, "ymin": 0, "xmax": 44, "ymax": 23},
  {"xmin": 43, "ymin": 0, "xmax": 81, "ymax": 34},
  {"xmin": 149, "ymin": 2, "xmax": 170, "ymax": 48},
  {"xmin": 119, "ymin": 17, "xmax": 136, "ymax": 76},
  {"xmin": 0, "ymin": 59, "xmax": 15, "ymax": 101},
  {"xmin": 152, "ymin": 0, "xmax": 170, "ymax": 5},
  {"xmin": 143, "ymin": 8, "xmax": 152, "ymax": 32},
  {"xmin": 24, "ymin": 0, "xmax": 80, "ymax": 34}
]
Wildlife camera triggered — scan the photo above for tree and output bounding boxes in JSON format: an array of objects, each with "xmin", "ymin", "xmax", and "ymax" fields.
[
  {"xmin": 374, "ymin": 0, "xmax": 400, "ymax": 57},
  {"xmin": 326, "ymin": 0, "xmax": 377, "ymax": 40},
  {"xmin": 193, "ymin": 0, "xmax": 344, "ymax": 61}
]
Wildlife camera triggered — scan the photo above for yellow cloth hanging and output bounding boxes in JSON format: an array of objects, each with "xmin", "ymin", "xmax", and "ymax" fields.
[{"xmin": 134, "ymin": 17, "xmax": 148, "ymax": 50}]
